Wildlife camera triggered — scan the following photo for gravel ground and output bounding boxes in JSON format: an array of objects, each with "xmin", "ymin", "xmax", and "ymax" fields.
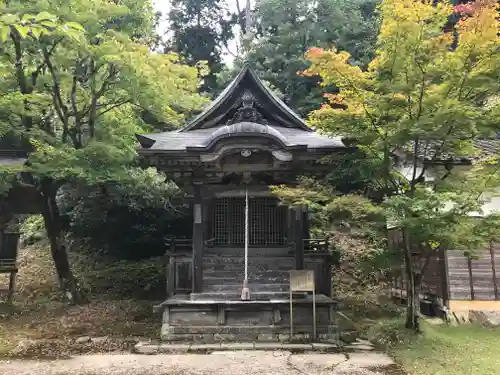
[{"xmin": 0, "ymin": 351, "xmax": 403, "ymax": 375}]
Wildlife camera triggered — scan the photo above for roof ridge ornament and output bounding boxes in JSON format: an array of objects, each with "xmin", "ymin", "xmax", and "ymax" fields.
[{"xmin": 227, "ymin": 90, "xmax": 268, "ymax": 125}]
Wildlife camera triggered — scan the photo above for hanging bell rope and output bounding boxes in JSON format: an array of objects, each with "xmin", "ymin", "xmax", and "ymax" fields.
[{"xmin": 241, "ymin": 188, "xmax": 250, "ymax": 300}]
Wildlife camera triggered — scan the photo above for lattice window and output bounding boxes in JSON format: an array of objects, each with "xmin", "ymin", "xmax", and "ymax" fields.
[{"xmin": 212, "ymin": 196, "xmax": 287, "ymax": 246}]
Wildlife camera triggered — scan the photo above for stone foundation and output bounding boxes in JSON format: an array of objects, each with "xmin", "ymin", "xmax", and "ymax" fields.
[{"xmin": 158, "ymin": 295, "xmax": 338, "ymax": 343}]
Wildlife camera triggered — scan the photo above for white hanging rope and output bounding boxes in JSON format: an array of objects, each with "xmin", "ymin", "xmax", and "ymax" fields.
[
  {"xmin": 245, "ymin": 189, "xmax": 249, "ymax": 281},
  {"xmin": 241, "ymin": 188, "xmax": 250, "ymax": 300}
]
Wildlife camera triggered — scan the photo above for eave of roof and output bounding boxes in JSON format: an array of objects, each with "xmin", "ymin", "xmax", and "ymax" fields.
[
  {"xmin": 394, "ymin": 138, "xmax": 500, "ymax": 165},
  {"xmin": 137, "ymin": 124, "xmax": 345, "ymax": 154},
  {"xmin": 0, "ymin": 149, "xmax": 28, "ymax": 166}
]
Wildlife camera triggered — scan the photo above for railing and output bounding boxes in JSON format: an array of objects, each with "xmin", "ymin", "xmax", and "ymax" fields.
[
  {"xmin": 302, "ymin": 238, "xmax": 332, "ymax": 297},
  {"xmin": 0, "ymin": 259, "xmax": 16, "ymax": 272},
  {"xmin": 0, "ymin": 232, "xmax": 20, "ymax": 303},
  {"xmin": 164, "ymin": 237, "xmax": 216, "ymax": 297},
  {"xmin": 303, "ymin": 238, "xmax": 329, "ymax": 254},
  {"xmin": 204, "ymin": 237, "xmax": 216, "ymax": 248},
  {"xmin": 165, "ymin": 238, "xmax": 192, "ymax": 297}
]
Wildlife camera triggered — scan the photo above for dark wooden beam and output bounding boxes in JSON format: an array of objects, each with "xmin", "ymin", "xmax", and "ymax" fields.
[
  {"xmin": 294, "ymin": 206, "xmax": 304, "ymax": 270},
  {"xmin": 467, "ymin": 255, "xmax": 475, "ymax": 300},
  {"xmin": 438, "ymin": 247, "xmax": 451, "ymax": 308},
  {"xmin": 192, "ymin": 183, "xmax": 204, "ymax": 294},
  {"xmin": 302, "ymin": 206, "xmax": 310, "ymax": 241},
  {"xmin": 490, "ymin": 242, "xmax": 499, "ymax": 301}
]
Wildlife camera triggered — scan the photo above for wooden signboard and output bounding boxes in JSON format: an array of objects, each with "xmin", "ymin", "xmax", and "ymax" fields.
[
  {"xmin": 290, "ymin": 270, "xmax": 315, "ymax": 292},
  {"xmin": 289, "ymin": 270, "xmax": 316, "ymax": 340}
]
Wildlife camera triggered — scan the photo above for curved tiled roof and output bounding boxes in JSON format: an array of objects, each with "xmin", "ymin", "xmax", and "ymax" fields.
[
  {"xmin": 136, "ymin": 63, "xmax": 347, "ymax": 153},
  {"xmin": 180, "ymin": 63, "xmax": 312, "ymax": 132},
  {"xmin": 137, "ymin": 124, "xmax": 345, "ymax": 152},
  {"xmin": 192, "ymin": 122, "xmax": 292, "ymax": 149}
]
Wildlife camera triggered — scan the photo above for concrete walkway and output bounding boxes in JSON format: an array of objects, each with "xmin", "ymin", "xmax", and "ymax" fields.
[{"xmin": 0, "ymin": 351, "xmax": 402, "ymax": 375}]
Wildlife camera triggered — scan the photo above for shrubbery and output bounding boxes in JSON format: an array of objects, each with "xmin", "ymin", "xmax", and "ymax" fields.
[
  {"xmin": 57, "ymin": 168, "xmax": 192, "ymax": 260},
  {"xmin": 73, "ymin": 255, "xmax": 166, "ymax": 300},
  {"xmin": 17, "ymin": 168, "xmax": 189, "ymax": 299}
]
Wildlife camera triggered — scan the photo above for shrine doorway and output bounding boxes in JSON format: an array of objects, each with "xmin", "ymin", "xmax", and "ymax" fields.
[{"xmin": 212, "ymin": 196, "xmax": 287, "ymax": 247}]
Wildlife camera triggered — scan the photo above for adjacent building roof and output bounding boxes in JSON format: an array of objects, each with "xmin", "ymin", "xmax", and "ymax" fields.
[
  {"xmin": 137, "ymin": 63, "xmax": 345, "ymax": 153},
  {"xmin": 398, "ymin": 137, "xmax": 500, "ymax": 165},
  {"xmin": 0, "ymin": 150, "xmax": 27, "ymax": 167}
]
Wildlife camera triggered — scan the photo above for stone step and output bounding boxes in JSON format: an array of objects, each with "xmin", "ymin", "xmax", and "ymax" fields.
[{"xmin": 135, "ymin": 342, "xmax": 341, "ymax": 354}]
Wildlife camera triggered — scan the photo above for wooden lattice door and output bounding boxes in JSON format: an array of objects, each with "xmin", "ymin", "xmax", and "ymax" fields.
[{"xmin": 212, "ymin": 196, "xmax": 287, "ymax": 247}]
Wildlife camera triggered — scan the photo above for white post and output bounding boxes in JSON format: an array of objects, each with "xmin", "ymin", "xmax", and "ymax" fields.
[{"xmin": 241, "ymin": 189, "xmax": 250, "ymax": 300}]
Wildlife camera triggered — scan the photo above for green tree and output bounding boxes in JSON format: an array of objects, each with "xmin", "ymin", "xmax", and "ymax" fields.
[
  {"xmin": 166, "ymin": 0, "xmax": 237, "ymax": 93},
  {"xmin": 239, "ymin": 0, "xmax": 380, "ymax": 116},
  {"xmin": 287, "ymin": 0, "xmax": 500, "ymax": 331},
  {"xmin": 0, "ymin": 0, "xmax": 204, "ymax": 303}
]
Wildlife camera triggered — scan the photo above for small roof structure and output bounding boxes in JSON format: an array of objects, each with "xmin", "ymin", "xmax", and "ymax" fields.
[{"xmin": 137, "ymin": 63, "xmax": 345, "ymax": 154}]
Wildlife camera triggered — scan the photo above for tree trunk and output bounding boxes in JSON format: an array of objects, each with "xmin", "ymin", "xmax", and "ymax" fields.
[
  {"xmin": 403, "ymin": 229, "xmax": 420, "ymax": 332},
  {"xmin": 40, "ymin": 180, "xmax": 87, "ymax": 304},
  {"xmin": 405, "ymin": 270, "xmax": 421, "ymax": 332}
]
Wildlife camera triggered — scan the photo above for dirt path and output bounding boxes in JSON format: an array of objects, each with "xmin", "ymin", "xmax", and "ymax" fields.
[{"xmin": 0, "ymin": 351, "xmax": 403, "ymax": 375}]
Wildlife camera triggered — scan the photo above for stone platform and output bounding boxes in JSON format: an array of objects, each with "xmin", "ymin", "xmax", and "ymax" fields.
[
  {"xmin": 155, "ymin": 294, "xmax": 338, "ymax": 343},
  {"xmin": 134, "ymin": 341, "xmax": 339, "ymax": 354},
  {"xmin": 134, "ymin": 338, "xmax": 375, "ymax": 354}
]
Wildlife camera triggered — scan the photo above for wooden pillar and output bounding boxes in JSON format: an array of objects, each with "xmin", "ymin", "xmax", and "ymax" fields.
[
  {"xmin": 438, "ymin": 247, "xmax": 451, "ymax": 308},
  {"xmin": 192, "ymin": 183, "xmax": 204, "ymax": 294},
  {"xmin": 294, "ymin": 206, "xmax": 304, "ymax": 270},
  {"xmin": 489, "ymin": 242, "xmax": 499, "ymax": 301},
  {"xmin": 287, "ymin": 207, "xmax": 295, "ymax": 249},
  {"xmin": 302, "ymin": 206, "xmax": 310, "ymax": 241},
  {"xmin": 467, "ymin": 255, "xmax": 475, "ymax": 300},
  {"xmin": 203, "ymin": 196, "xmax": 214, "ymax": 245},
  {"xmin": 7, "ymin": 270, "xmax": 16, "ymax": 303}
]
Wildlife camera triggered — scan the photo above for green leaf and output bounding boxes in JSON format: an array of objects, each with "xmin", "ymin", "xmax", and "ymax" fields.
[
  {"xmin": 0, "ymin": 14, "xmax": 18, "ymax": 25},
  {"xmin": 12, "ymin": 24, "xmax": 29, "ymax": 39},
  {"xmin": 57, "ymin": 26, "xmax": 82, "ymax": 41},
  {"xmin": 40, "ymin": 20, "xmax": 58, "ymax": 29},
  {"xmin": 35, "ymin": 12, "xmax": 57, "ymax": 22},
  {"xmin": 30, "ymin": 25, "xmax": 43, "ymax": 39},
  {"xmin": 21, "ymin": 14, "xmax": 36, "ymax": 22},
  {"xmin": 0, "ymin": 26, "xmax": 10, "ymax": 42},
  {"xmin": 65, "ymin": 22, "xmax": 85, "ymax": 32}
]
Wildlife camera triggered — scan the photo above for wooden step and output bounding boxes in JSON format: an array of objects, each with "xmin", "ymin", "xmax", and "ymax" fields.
[
  {"xmin": 190, "ymin": 291, "xmax": 304, "ymax": 301},
  {"xmin": 202, "ymin": 277, "xmax": 291, "ymax": 283},
  {"xmin": 204, "ymin": 248, "xmax": 294, "ymax": 257},
  {"xmin": 204, "ymin": 283, "xmax": 289, "ymax": 293},
  {"xmin": 203, "ymin": 257, "xmax": 295, "ymax": 271},
  {"xmin": 203, "ymin": 270, "xmax": 289, "ymax": 284},
  {"xmin": 203, "ymin": 254, "xmax": 295, "ymax": 264},
  {"xmin": 203, "ymin": 270, "xmax": 290, "ymax": 279}
]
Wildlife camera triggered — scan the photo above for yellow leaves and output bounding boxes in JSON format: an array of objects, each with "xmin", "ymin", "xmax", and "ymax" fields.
[
  {"xmin": 305, "ymin": 47, "xmax": 367, "ymax": 90},
  {"xmin": 455, "ymin": 0, "xmax": 500, "ymax": 57},
  {"xmin": 379, "ymin": 0, "xmax": 452, "ymax": 30}
]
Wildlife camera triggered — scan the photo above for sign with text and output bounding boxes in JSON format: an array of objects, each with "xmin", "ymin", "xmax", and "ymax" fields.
[{"xmin": 289, "ymin": 270, "xmax": 315, "ymax": 292}]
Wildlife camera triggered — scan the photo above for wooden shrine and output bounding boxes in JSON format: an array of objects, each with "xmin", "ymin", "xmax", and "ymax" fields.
[{"xmin": 137, "ymin": 63, "xmax": 351, "ymax": 343}]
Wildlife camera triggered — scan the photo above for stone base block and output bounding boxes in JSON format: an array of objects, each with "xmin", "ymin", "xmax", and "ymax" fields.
[{"xmin": 158, "ymin": 294, "xmax": 339, "ymax": 344}]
